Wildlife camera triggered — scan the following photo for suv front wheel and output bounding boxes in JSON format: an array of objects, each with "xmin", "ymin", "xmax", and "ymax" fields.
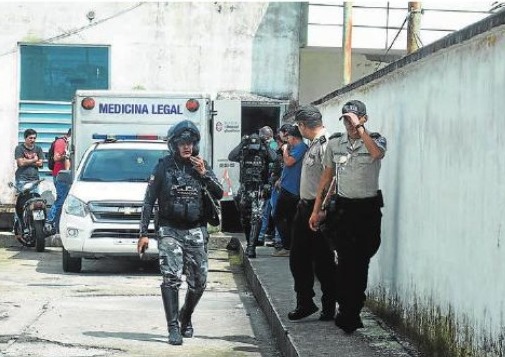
[{"xmin": 62, "ymin": 247, "xmax": 82, "ymax": 273}]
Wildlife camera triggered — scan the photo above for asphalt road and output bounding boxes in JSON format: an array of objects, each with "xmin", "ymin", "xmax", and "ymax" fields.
[{"xmin": 0, "ymin": 242, "xmax": 280, "ymax": 357}]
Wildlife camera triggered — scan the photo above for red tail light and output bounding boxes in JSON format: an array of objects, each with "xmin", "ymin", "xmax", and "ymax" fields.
[
  {"xmin": 81, "ymin": 97, "xmax": 95, "ymax": 110},
  {"xmin": 186, "ymin": 99, "xmax": 199, "ymax": 112}
]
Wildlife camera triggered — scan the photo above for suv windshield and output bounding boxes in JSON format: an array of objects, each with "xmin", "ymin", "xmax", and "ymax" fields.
[{"xmin": 79, "ymin": 149, "xmax": 168, "ymax": 182}]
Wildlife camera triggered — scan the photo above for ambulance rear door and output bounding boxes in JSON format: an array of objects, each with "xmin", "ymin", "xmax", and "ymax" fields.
[{"xmin": 212, "ymin": 100, "xmax": 241, "ymax": 202}]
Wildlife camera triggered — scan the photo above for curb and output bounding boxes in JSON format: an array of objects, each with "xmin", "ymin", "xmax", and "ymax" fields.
[
  {"xmin": 0, "ymin": 232, "xmax": 62, "ymax": 249},
  {"xmin": 239, "ymin": 237, "xmax": 300, "ymax": 357}
]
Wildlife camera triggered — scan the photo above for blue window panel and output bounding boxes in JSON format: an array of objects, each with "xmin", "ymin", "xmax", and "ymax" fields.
[
  {"xmin": 20, "ymin": 44, "xmax": 109, "ymax": 102},
  {"xmin": 19, "ymin": 44, "xmax": 110, "ymax": 178},
  {"xmin": 18, "ymin": 101, "xmax": 72, "ymax": 178}
]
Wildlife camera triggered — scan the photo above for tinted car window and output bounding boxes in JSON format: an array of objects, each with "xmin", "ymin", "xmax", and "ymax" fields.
[{"xmin": 79, "ymin": 149, "xmax": 168, "ymax": 182}]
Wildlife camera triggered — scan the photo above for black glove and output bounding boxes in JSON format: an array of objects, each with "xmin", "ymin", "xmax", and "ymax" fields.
[{"xmin": 262, "ymin": 184, "xmax": 272, "ymax": 198}]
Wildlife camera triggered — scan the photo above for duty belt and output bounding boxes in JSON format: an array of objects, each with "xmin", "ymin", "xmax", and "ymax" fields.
[
  {"xmin": 299, "ymin": 198, "xmax": 315, "ymax": 206},
  {"xmin": 333, "ymin": 190, "xmax": 384, "ymax": 208}
]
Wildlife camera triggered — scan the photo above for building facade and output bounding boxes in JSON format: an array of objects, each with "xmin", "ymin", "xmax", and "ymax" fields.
[{"xmin": 0, "ymin": 2, "xmax": 304, "ymax": 206}]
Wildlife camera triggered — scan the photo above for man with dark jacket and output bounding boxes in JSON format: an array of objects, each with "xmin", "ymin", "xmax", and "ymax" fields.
[{"xmin": 138, "ymin": 120, "xmax": 223, "ymax": 345}]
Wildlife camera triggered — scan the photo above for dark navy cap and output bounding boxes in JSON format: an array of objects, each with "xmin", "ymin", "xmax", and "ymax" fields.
[
  {"xmin": 340, "ymin": 100, "xmax": 367, "ymax": 120},
  {"xmin": 294, "ymin": 105, "xmax": 322, "ymax": 126}
]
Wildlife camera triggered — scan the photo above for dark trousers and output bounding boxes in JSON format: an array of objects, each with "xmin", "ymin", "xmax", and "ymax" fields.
[
  {"xmin": 290, "ymin": 199, "xmax": 337, "ymax": 308},
  {"xmin": 273, "ymin": 187, "xmax": 299, "ymax": 250},
  {"xmin": 331, "ymin": 196, "xmax": 382, "ymax": 317}
]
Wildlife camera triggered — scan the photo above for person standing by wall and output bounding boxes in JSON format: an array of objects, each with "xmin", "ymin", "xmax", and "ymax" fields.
[
  {"xmin": 288, "ymin": 106, "xmax": 337, "ymax": 321},
  {"xmin": 46, "ymin": 128, "xmax": 72, "ymax": 235},
  {"xmin": 272, "ymin": 125, "xmax": 307, "ymax": 257},
  {"xmin": 14, "ymin": 129, "xmax": 44, "ymax": 186},
  {"xmin": 309, "ymin": 100, "xmax": 387, "ymax": 333},
  {"xmin": 138, "ymin": 120, "xmax": 223, "ymax": 345}
]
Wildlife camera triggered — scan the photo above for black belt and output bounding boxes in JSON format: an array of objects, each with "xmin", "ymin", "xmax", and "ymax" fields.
[
  {"xmin": 333, "ymin": 190, "xmax": 384, "ymax": 208},
  {"xmin": 299, "ymin": 198, "xmax": 315, "ymax": 206}
]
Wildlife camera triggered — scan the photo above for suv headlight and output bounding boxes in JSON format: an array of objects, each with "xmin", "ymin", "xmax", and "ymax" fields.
[{"xmin": 65, "ymin": 195, "xmax": 89, "ymax": 217}]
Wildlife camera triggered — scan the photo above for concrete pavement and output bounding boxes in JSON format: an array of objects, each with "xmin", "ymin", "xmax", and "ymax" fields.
[
  {"xmin": 0, "ymin": 231, "xmax": 421, "ymax": 356},
  {"xmin": 233, "ymin": 234, "xmax": 421, "ymax": 357},
  {"xmin": 0, "ymin": 232, "xmax": 280, "ymax": 357}
]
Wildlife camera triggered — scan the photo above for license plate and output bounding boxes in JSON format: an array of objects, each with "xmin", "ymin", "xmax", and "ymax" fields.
[
  {"xmin": 32, "ymin": 210, "xmax": 45, "ymax": 220},
  {"xmin": 113, "ymin": 238, "xmax": 137, "ymax": 245}
]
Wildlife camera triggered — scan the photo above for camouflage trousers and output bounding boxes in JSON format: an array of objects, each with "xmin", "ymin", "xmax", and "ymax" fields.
[{"xmin": 158, "ymin": 226, "xmax": 208, "ymax": 292}]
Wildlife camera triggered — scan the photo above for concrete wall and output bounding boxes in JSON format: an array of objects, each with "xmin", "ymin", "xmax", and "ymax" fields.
[
  {"xmin": 313, "ymin": 12, "xmax": 505, "ymax": 355},
  {"xmin": 299, "ymin": 47, "xmax": 405, "ymax": 105},
  {"xmin": 0, "ymin": 2, "xmax": 302, "ymax": 205}
]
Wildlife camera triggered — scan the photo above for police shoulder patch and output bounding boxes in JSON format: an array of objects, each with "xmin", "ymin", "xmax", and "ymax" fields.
[
  {"xmin": 328, "ymin": 132, "xmax": 343, "ymax": 140},
  {"xmin": 318, "ymin": 136, "xmax": 327, "ymax": 145}
]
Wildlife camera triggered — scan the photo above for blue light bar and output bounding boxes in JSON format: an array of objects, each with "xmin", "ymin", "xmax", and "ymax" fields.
[{"xmin": 92, "ymin": 134, "xmax": 167, "ymax": 141}]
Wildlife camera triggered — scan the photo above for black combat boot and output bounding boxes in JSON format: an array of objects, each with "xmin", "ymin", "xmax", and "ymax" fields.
[
  {"xmin": 319, "ymin": 296, "xmax": 336, "ymax": 321},
  {"xmin": 244, "ymin": 231, "xmax": 256, "ymax": 258},
  {"xmin": 245, "ymin": 243, "xmax": 256, "ymax": 258},
  {"xmin": 288, "ymin": 297, "xmax": 319, "ymax": 320},
  {"xmin": 179, "ymin": 288, "xmax": 204, "ymax": 338},
  {"xmin": 335, "ymin": 310, "xmax": 364, "ymax": 333},
  {"xmin": 161, "ymin": 285, "xmax": 183, "ymax": 345}
]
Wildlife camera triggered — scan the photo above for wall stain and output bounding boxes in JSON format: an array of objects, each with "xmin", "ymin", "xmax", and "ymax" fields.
[{"xmin": 367, "ymin": 286, "xmax": 505, "ymax": 357}]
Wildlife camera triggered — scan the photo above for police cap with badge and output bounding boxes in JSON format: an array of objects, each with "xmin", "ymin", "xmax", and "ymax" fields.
[{"xmin": 339, "ymin": 100, "xmax": 367, "ymax": 119}]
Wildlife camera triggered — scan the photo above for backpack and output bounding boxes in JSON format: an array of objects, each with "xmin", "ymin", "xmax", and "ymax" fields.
[{"xmin": 47, "ymin": 136, "xmax": 61, "ymax": 171}]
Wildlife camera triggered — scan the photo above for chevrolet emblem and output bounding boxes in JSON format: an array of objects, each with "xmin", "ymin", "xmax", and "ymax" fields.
[{"xmin": 119, "ymin": 207, "xmax": 136, "ymax": 215}]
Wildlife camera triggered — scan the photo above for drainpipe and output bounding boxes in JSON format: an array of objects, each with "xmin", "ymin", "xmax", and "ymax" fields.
[
  {"xmin": 342, "ymin": 1, "xmax": 352, "ymax": 86},
  {"xmin": 407, "ymin": 2, "xmax": 422, "ymax": 54}
]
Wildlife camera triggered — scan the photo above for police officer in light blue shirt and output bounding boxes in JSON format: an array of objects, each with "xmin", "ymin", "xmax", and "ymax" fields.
[{"xmin": 309, "ymin": 99, "xmax": 387, "ymax": 333}]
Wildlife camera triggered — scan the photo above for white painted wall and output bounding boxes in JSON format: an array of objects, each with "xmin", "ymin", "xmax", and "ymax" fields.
[
  {"xmin": 316, "ymin": 23, "xmax": 505, "ymax": 352},
  {"xmin": 0, "ymin": 2, "xmax": 302, "ymax": 205},
  {"xmin": 299, "ymin": 47, "xmax": 402, "ymax": 105}
]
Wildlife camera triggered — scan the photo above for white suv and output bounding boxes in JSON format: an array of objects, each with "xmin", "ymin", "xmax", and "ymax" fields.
[{"xmin": 60, "ymin": 140, "xmax": 168, "ymax": 272}]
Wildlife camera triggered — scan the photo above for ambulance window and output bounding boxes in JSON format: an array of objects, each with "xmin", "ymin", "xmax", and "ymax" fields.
[{"xmin": 79, "ymin": 149, "xmax": 167, "ymax": 182}]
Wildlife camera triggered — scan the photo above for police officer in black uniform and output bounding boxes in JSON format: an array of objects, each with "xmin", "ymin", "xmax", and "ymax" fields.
[
  {"xmin": 138, "ymin": 120, "xmax": 223, "ymax": 345},
  {"xmin": 310, "ymin": 100, "xmax": 387, "ymax": 333},
  {"xmin": 228, "ymin": 132, "xmax": 277, "ymax": 258}
]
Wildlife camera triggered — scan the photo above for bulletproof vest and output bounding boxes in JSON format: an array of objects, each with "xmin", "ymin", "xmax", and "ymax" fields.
[
  {"xmin": 240, "ymin": 149, "xmax": 267, "ymax": 185},
  {"xmin": 161, "ymin": 158, "xmax": 204, "ymax": 224}
]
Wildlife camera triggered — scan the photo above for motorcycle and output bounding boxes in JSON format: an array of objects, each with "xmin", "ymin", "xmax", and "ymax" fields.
[{"xmin": 9, "ymin": 179, "xmax": 48, "ymax": 252}]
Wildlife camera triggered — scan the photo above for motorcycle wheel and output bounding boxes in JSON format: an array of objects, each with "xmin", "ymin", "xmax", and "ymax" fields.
[
  {"xmin": 62, "ymin": 248, "xmax": 82, "ymax": 273},
  {"xmin": 33, "ymin": 221, "xmax": 46, "ymax": 252}
]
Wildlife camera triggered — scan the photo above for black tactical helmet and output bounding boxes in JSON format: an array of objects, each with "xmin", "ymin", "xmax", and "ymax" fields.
[{"xmin": 167, "ymin": 120, "xmax": 201, "ymax": 155}]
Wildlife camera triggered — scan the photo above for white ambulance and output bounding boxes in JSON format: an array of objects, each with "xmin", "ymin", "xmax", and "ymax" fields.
[{"xmin": 60, "ymin": 90, "xmax": 286, "ymax": 272}]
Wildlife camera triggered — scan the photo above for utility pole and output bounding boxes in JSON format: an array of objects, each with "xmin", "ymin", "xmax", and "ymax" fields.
[
  {"xmin": 342, "ymin": 1, "xmax": 352, "ymax": 86},
  {"xmin": 407, "ymin": 2, "xmax": 422, "ymax": 54}
]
